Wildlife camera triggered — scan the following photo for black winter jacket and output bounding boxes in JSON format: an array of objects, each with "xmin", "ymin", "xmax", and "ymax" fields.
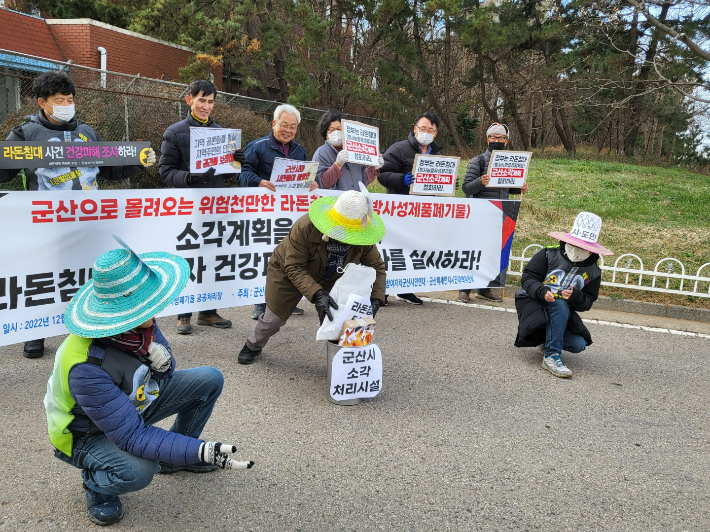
[
  {"xmin": 377, "ymin": 132, "xmax": 442, "ymax": 195},
  {"xmin": 514, "ymin": 244, "xmax": 601, "ymax": 348},
  {"xmin": 0, "ymin": 112, "xmax": 144, "ymax": 190},
  {"xmin": 159, "ymin": 113, "xmax": 237, "ymax": 188},
  {"xmin": 462, "ymin": 149, "xmax": 522, "ymax": 199}
]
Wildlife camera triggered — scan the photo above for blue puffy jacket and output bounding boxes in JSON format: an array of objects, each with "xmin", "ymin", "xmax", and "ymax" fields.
[{"xmin": 239, "ymin": 132, "xmax": 307, "ymax": 187}]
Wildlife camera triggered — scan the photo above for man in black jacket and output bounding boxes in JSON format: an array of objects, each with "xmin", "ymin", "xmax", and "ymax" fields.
[
  {"xmin": 460, "ymin": 123, "xmax": 529, "ymax": 303},
  {"xmin": 159, "ymin": 79, "xmax": 244, "ymax": 334},
  {"xmin": 514, "ymin": 212, "xmax": 613, "ymax": 378},
  {"xmin": 377, "ymin": 111, "xmax": 442, "ymax": 305},
  {"xmin": 0, "ymin": 71, "xmax": 154, "ymax": 358}
]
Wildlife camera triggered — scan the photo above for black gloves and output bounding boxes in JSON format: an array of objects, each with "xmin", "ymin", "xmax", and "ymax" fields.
[
  {"xmin": 233, "ymin": 149, "xmax": 246, "ymax": 165},
  {"xmin": 371, "ymin": 298, "xmax": 383, "ymax": 318},
  {"xmin": 313, "ymin": 289, "xmax": 339, "ymax": 324},
  {"xmin": 188, "ymin": 167, "xmax": 216, "ymax": 187}
]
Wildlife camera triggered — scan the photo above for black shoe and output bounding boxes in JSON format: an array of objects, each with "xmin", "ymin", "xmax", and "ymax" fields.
[
  {"xmin": 383, "ymin": 295, "xmax": 389, "ymax": 307},
  {"xmin": 83, "ymin": 484, "xmax": 124, "ymax": 526},
  {"xmin": 158, "ymin": 461, "xmax": 218, "ymax": 474},
  {"xmin": 23, "ymin": 339, "xmax": 45, "ymax": 358},
  {"xmin": 238, "ymin": 343, "xmax": 262, "ymax": 365},
  {"xmin": 396, "ymin": 293, "xmax": 423, "ymax": 305},
  {"xmin": 476, "ymin": 290, "xmax": 503, "ymax": 302}
]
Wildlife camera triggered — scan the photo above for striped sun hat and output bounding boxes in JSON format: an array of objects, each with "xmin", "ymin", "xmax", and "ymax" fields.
[{"xmin": 64, "ymin": 235, "xmax": 190, "ymax": 338}]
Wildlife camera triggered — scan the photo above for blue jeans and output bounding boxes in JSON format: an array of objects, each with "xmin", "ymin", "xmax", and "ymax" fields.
[
  {"xmin": 55, "ymin": 366, "xmax": 223, "ymax": 496},
  {"xmin": 544, "ymin": 298, "xmax": 587, "ymax": 356}
]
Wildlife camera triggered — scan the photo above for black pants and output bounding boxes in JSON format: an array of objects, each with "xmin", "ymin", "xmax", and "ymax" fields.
[{"xmin": 177, "ymin": 309, "xmax": 216, "ymax": 319}]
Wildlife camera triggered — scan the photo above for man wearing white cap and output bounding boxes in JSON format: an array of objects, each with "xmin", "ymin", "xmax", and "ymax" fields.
[
  {"xmin": 460, "ymin": 123, "xmax": 529, "ymax": 303},
  {"xmin": 513, "ymin": 212, "xmax": 613, "ymax": 377}
]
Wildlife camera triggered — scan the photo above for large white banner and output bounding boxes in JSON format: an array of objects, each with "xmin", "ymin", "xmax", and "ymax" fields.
[{"xmin": 0, "ymin": 189, "xmax": 519, "ymax": 345}]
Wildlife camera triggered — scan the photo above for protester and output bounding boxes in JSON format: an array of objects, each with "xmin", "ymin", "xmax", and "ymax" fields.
[
  {"xmin": 460, "ymin": 123, "xmax": 529, "ymax": 303},
  {"xmin": 513, "ymin": 212, "xmax": 613, "ymax": 378},
  {"xmin": 377, "ymin": 110, "xmax": 442, "ymax": 305},
  {"xmin": 239, "ymin": 103, "xmax": 312, "ymax": 319},
  {"xmin": 0, "ymin": 71, "xmax": 155, "ymax": 358},
  {"xmin": 313, "ymin": 109, "xmax": 384, "ymax": 190},
  {"xmin": 44, "ymin": 237, "xmax": 253, "ymax": 526},
  {"xmin": 159, "ymin": 79, "xmax": 241, "ymax": 334},
  {"xmin": 237, "ymin": 188, "xmax": 386, "ymax": 364}
]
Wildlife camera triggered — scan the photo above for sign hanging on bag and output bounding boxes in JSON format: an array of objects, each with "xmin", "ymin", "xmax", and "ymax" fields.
[{"xmin": 330, "ymin": 343, "xmax": 382, "ymax": 400}]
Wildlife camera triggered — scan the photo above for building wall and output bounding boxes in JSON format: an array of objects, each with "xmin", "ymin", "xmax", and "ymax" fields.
[{"xmin": 0, "ymin": 8, "xmax": 64, "ymax": 61}]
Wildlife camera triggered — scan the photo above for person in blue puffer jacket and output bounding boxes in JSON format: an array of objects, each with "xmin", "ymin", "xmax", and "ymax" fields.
[{"xmin": 44, "ymin": 236, "xmax": 254, "ymax": 526}]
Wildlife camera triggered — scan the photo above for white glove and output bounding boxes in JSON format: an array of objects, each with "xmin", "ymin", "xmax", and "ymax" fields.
[
  {"xmin": 146, "ymin": 341, "xmax": 172, "ymax": 373},
  {"xmin": 199, "ymin": 441, "xmax": 254, "ymax": 471},
  {"xmin": 142, "ymin": 148, "xmax": 157, "ymax": 167},
  {"xmin": 375, "ymin": 154, "xmax": 384, "ymax": 169},
  {"xmin": 336, "ymin": 150, "xmax": 349, "ymax": 167}
]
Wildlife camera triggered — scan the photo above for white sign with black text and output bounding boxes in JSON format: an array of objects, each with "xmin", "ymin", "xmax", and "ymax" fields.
[
  {"xmin": 487, "ymin": 150, "xmax": 532, "ymax": 188},
  {"xmin": 270, "ymin": 158, "xmax": 318, "ymax": 190},
  {"xmin": 410, "ymin": 154, "xmax": 461, "ymax": 197},
  {"xmin": 342, "ymin": 120, "xmax": 380, "ymax": 166},
  {"xmin": 189, "ymin": 127, "xmax": 242, "ymax": 175},
  {"xmin": 330, "ymin": 343, "xmax": 382, "ymax": 400}
]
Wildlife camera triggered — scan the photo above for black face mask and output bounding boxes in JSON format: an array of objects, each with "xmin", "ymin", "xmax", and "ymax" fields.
[{"xmin": 488, "ymin": 141, "xmax": 506, "ymax": 151}]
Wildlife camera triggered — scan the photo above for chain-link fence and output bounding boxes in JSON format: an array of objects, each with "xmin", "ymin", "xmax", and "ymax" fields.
[{"xmin": 0, "ymin": 49, "xmax": 401, "ymax": 190}]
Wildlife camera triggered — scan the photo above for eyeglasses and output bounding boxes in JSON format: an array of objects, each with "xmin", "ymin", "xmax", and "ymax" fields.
[
  {"xmin": 415, "ymin": 126, "xmax": 437, "ymax": 134},
  {"xmin": 276, "ymin": 121, "xmax": 298, "ymax": 131},
  {"xmin": 488, "ymin": 135, "xmax": 508, "ymax": 142}
]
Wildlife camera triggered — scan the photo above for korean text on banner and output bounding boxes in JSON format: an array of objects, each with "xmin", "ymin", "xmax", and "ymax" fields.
[
  {"xmin": 409, "ymin": 154, "xmax": 460, "ymax": 197},
  {"xmin": 0, "ymin": 189, "xmax": 519, "ymax": 346},
  {"xmin": 342, "ymin": 119, "xmax": 380, "ymax": 166},
  {"xmin": 270, "ymin": 158, "xmax": 319, "ymax": 190},
  {"xmin": 487, "ymin": 150, "xmax": 532, "ymax": 188},
  {"xmin": 0, "ymin": 141, "xmax": 151, "ymax": 169},
  {"xmin": 189, "ymin": 127, "xmax": 242, "ymax": 175},
  {"xmin": 330, "ymin": 343, "xmax": 383, "ymax": 400}
]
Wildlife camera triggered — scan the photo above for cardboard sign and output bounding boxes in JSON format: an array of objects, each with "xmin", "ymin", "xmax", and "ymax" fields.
[
  {"xmin": 0, "ymin": 141, "xmax": 151, "ymax": 169},
  {"xmin": 270, "ymin": 158, "xmax": 318, "ymax": 190},
  {"xmin": 409, "ymin": 154, "xmax": 461, "ymax": 197},
  {"xmin": 342, "ymin": 119, "xmax": 380, "ymax": 166},
  {"xmin": 189, "ymin": 127, "xmax": 241, "ymax": 175},
  {"xmin": 487, "ymin": 150, "xmax": 532, "ymax": 188},
  {"xmin": 330, "ymin": 343, "xmax": 382, "ymax": 400}
]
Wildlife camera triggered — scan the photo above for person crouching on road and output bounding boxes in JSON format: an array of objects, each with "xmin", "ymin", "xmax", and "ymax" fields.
[
  {"xmin": 45, "ymin": 236, "xmax": 253, "ymax": 526},
  {"xmin": 238, "ymin": 187, "xmax": 387, "ymax": 364},
  {"xmin": 514, "ymin": 212, "xmax": 613, "ymax": 378}
]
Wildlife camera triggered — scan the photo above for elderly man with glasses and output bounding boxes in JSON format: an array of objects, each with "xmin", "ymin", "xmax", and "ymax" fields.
[
  {"xmin": 460, "ymin": 122, "xmax": 529, "ymax": 303},
  {"xmin": 240, "ymin": 103, "xmax": 310, "ymax": 319}
]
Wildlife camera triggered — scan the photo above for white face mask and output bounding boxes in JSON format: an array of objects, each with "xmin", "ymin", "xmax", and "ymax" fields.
[
  {"xmin": 565, "ymin": 243, "xmax": 591, "ymax": 263},
  {"xmin": 416, "ymin": 132, "xmax": 434, "ymax": 145},
  {"xmin": 328, "ymin": 130, "xmax": 343, "ymax": 146},
  {"xmin": 49, "ymin": 103, "xmax": 75, "ymax": 124}
]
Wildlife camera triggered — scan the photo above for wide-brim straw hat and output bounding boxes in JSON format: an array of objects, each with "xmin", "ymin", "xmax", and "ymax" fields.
[
  {"xmin": 309, "ymin": 188, "xmax": 385, "ymax": 246},
  {"xmin": 548, "ymin": 211, "xmax": 613, "ymax": 256},
  {"xmin": 64, "ymin": 235, "xmax": 190, "ymax": 338}
]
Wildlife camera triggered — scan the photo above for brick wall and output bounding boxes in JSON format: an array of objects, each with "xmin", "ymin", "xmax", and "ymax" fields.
[{"xmin": 0, "ymin": 9, "xmax": 64, "ymax": 61}]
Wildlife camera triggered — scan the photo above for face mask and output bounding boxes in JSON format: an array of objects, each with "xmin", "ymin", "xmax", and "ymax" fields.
[
  {"xmin": 328, "ymin": 130, "xmax": 343, "ymax": 146},
  {"xmin": 488, "ymin": 141, "xmax": 506, "ymax": 151},
  {"xmin": 49, "ymin": 103, "xmax": 75, "ymax": 124},
  {"xmin": 416, "ymin": 132, "xmax": 434, "ymax": 145},
  {"xmin": 565, "ymin": 243, "xmax": 591, "ymax": 263}
]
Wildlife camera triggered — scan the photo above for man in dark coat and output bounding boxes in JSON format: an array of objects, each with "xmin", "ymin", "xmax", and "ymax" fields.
[
  {"xmin": 0, "ymin": 71, "xmax": 154, "ymax": 359},
  {"xmin": 159, "ymin": 79, "xmax": 245, "ymax": 335},
  {"xmin": 514, "ymin": 212, "xmax": 613, "ymax": 378},
  {"xmin": 460, "ymin": 122, "xmax": 529, "ymax": 303},
  {"xmin": 237, "ymin": 189, "xmax": 387, "ymax": 365},
  {"xmin": 377, "ymin": 110, "xmax": 442, "ymax": 305}
]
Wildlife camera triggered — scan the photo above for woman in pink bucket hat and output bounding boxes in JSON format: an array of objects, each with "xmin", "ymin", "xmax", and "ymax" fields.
[{"xmin": 513, "ymin": 212, "xmax": 613, "ymax": 378}]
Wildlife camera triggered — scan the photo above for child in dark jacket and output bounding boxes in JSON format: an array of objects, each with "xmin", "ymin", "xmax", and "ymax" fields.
[{"xmin": 514, "ymin": 212, "xmax": 613, "ymax": 378}]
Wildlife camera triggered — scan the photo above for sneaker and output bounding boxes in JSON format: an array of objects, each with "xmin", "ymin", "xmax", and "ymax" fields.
[
  {"xmin": 458, "ymin": 291, "xmax": 471, "ymax": 303},
  {"xmin": 541, "ymin": 354, "xmax": 572, "ymax": 378},
  {"xmin": 197, "ymin": 312, "xmax": 232, "ymax": 328},
  {"xmin": 396, "ymin": 293, "xmax": 423, "ymax": 305},
  {"xmin": 475, "ymin": 290, "xmax": 503, "ymax": 302},
  {"xmin": 158, "ymin": 461, "xmax": 218, "ymax": 474},
  {"xmin": 83, "ymin": 484, "xmax": 124, "ymax": 526},
  {"xmin": 251, "ymin": 303, "xmax": 266, "ymax": 320},
  {"xmin": 291, "ymin": 306, "xmax": 305, "ymax": 315},
  {"xmin": 23, "ymin": 338, "xmax": 45, "ymax": 358},
  {"xmin": 238, "ymin": 343, "xmax": 262, "ymax": 365},
  {"xmin": 176, "ymin": 316, "xmax": 192, "ymax": 335}
]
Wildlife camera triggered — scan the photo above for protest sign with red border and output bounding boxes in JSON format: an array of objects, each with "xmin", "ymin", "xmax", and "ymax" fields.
[
  {"xmin": 342, "ymin": 119, "xmax": 380, "ymax": 166},
  {"xmin": 409, "ymin": 154, "xmax": 461, "ymax": 197},
  {"xmin": 487, "ymin": 150, "xmax": 532, "ymax": 188}
]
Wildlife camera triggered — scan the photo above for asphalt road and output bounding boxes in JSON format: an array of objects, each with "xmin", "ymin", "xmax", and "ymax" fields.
[{"xmin": 0, "ymin": 296, "xmax": 708, "ymax": 531}]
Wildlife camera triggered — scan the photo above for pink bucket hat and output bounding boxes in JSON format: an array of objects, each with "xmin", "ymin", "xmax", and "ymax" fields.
[{"xmin": 548, "ymin": 212, "xmax": 613, "ymax": 256}]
